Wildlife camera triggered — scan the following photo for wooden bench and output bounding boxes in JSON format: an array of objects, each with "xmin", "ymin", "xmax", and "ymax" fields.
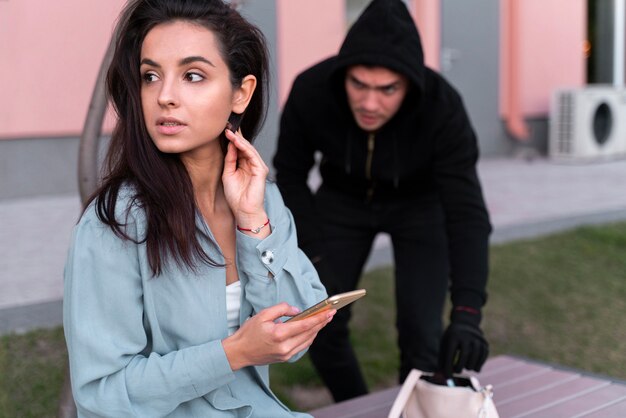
[{"xmin": 309, "ymin": 355, "xmax": 626, "ymax": 417}]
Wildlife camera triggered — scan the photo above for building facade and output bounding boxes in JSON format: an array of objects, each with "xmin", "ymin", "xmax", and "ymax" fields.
[{"xmin": 0, "ymin": 0, "xmax": 588, "ymax": 199}]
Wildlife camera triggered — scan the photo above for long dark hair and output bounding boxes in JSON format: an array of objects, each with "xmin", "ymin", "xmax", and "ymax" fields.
[{"xmin": 92, "ymin": 0, "xmax": 269, "ymax": 276}]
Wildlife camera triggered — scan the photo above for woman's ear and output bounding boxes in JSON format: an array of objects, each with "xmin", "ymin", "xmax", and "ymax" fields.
[{"xmin": 231, "ymin": 75, "xmax": 257, "ymax": 115}]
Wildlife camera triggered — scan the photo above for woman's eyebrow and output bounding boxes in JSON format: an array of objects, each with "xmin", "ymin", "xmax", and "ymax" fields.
[
  {"xmin": 180, "ymin": 56, "xmax": 215, "ymax": 67},
  {"xmin": 139, "ymin": 56, "xmax": 215, "ymax": 68},
  {"xmin": 140, "ymin": 58, "xmax": 160, "ymax": 67}
]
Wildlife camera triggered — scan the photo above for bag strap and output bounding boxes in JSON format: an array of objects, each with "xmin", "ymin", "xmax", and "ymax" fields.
[
  {"xmin": 387, "ymin": 369, "xmax": 423, "ymax": 418},
  {"xmin": 478, "ymin": 384, "xmax": 496, "ymax": 418}
]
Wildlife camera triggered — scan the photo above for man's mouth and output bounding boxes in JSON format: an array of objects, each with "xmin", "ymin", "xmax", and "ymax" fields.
[{"xmin": 358, "ymin": 113, "xmax": 378, "ymax": 124}]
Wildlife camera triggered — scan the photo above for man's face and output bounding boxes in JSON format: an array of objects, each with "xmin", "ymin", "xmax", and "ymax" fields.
[{"xmin": 345, "ymin": 65, "xmax": 409, "ymax": 132}]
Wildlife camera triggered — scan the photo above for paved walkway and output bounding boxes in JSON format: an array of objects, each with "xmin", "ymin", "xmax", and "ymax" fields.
[{"xmin": 3, "ymin": 156, "xmax": 626, "ymax": 335}]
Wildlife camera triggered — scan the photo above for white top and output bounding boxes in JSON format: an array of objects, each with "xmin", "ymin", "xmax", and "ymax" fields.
[{"xmin": 226, "ymin": 280, "xmax": 242, "ymax": 335}]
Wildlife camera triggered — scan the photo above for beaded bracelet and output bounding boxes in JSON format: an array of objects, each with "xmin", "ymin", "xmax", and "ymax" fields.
[{"xmin": 236, "ymin": 219, "xmax": 270, "ymax": 234}]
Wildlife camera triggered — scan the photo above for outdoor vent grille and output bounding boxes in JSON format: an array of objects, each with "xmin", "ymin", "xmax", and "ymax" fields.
[
  {"xmin": 556, "ymin": 92, "xmax": 574, "ymax": 154},
  {"xmin": 549, "ymin": 86, "xmax": 626, "ymax": 161}
]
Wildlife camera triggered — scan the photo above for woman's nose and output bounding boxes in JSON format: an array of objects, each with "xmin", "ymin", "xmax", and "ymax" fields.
[{"xmin": 157, "ymin": 80, "xmax": 179, "ymax": 107}]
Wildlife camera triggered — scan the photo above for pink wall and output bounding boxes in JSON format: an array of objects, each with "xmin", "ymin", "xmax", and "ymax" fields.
[
  {"xmin": 412, "ymin": 0, "xmax": 440, "ymax": 71},
  {"xmin": 1, "ymin": 0, "xmax": 584, "ymax": 142},
  {"xmin": 500, "ymin": 0, "xmax": 586, "ymax": 138},
  {"xmin": 0, "ymin": 0, "xmax": 126, "ymax": 139},
  {"xmin": 275, "ymin": 0, "xmax": 346, "ymax": 107}
]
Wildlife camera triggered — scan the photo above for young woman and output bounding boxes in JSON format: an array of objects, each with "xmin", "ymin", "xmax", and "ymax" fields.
[{"xmin": 63, "ymin": 0, "xmax": 332, "ymax": 416}]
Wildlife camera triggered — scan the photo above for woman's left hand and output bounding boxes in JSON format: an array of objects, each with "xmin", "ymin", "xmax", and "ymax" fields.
[{"xmin": 222, "ymin": 128, "xmax": 269, "ymax": 231}]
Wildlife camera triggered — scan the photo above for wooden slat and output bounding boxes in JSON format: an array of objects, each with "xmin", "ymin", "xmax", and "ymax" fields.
[
  {"xmin": 481, "ymin": 362, "xmax": 552, "ymax": 389},
  {"xmin": 578, "ymin": 398, "xmax": 626, "ymax": 417},
  {"xmin": 529, "ymin": 385, "xmax": 626, "ymax": 417},
  {"xmin": 500, "ymin": 376, "xmax": 609, "ymax": 417},
  {"xmin": 495, "ymin": 370, "xmax": 580, "ymax": 402},
  {"xmin": 478, "ymin": 354, "xmax": 522, "ymax": 374},
  {"xmin": 310, "ymin": 386, "xmax": 399, "ymax": 418}
]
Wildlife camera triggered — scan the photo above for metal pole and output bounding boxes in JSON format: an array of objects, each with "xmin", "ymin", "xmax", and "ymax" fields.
[{"xmin": 77, "ymin": 34, "xmax": 116, "ymax": 205}]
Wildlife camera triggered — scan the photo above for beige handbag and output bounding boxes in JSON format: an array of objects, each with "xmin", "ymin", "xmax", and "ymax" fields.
[{"xmin": 387, "ymin": 369, "xmax": 499, "ymax": 418}]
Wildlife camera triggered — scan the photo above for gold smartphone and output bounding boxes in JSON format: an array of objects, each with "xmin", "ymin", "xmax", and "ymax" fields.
[{"xmin": 285, "ymin": 289, "xmax": 367, "ymax": 322}]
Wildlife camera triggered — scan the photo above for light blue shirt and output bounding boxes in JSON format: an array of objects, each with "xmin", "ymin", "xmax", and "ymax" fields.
[{"xmin": 63, "ymin": 182, "xmax": 327, "ymax": 417}]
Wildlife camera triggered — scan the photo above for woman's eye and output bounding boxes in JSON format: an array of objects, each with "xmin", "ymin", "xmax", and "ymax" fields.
[
  {"xmin": 185, "ymin": 72, "xmax": 204, "ymax": 82},
  {"xmin": 142, "ymin": 73, "xmax": 158, "ymax": 83}
]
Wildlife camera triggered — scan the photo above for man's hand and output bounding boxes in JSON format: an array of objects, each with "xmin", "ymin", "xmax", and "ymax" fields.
[{"xmin": 438, "ymin": 308, "xmax": 489, "ymax": 378}]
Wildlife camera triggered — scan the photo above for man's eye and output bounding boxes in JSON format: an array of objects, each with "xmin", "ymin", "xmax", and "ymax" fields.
[
  {"xmin": 382, "ymin": 86, "xmax": 398, "ymax": 95},
  {"xmin": 185, "ymin": 72, "xmax": 204, "ymax": 82},
  {"xmin": 352, "ymin": 80, "xmax": 366, "ymax": 90},
  {"xmin": 142, "ymin": 73, "xmax": 158, "ymax": 83}
]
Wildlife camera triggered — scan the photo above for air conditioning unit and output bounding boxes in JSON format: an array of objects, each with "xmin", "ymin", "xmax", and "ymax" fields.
[{"xmin": 549, "ymin": 86, "xmax": 626, "ymax": 161}]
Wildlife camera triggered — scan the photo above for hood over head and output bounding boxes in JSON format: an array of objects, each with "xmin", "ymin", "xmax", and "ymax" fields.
[{"xmin": 333, "ymin": 0, "xmax": 425, "ymax": 97}]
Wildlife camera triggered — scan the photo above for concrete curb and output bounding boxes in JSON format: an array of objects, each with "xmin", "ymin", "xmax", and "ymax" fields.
[{"xmin": 0, "ymin": 299, "xmax": 63, "ymax": 336}]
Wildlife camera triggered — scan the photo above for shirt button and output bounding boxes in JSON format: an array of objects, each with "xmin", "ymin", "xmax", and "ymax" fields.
[{"xmin": 261, "ymin": 250, "xmax": 275, "ymax": 265}]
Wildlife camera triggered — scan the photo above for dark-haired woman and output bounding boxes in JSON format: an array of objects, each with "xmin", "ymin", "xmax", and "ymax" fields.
[{"xmin": 63, "ymin": 0, "xmax": 331, "ymax": 416}]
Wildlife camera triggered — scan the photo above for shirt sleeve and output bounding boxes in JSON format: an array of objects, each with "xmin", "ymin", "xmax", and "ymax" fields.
[
  {"xmin": 63, "ymin": 207, "xmax": 235, "ymax": 417},
  {"xmin": 235, "ymin": 182, "xmax": 328, "ymax": 361}
]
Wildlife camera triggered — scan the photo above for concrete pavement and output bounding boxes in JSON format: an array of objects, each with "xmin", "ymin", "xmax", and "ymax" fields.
[{"xmin": 3, "ymin": 156, "xmax": 626, "ymax": 335}]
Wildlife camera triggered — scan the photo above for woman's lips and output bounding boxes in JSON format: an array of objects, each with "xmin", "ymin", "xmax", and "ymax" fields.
[{"xmin": 156, "ymin": 119, "xmax": 186, "ymax": 135}]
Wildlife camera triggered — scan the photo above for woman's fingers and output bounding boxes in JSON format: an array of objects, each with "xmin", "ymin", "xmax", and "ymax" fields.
[
  {"xmin": 257, "ymin": 302, "xmax": 302, "ymax": 322},
  {"xmin": 224, "ymin": 129, "xmax": 267, "ymax": 170},
  {"xmin": 222, "ymin": 128, "xmax": 269, "ymax": 219},
  {"xmin": 261, "ymin": 309, "xmax": 333, "ymax": 362},
  {"xmin": 223, "ymin": 141, "xmax": 238, "ymax": 176},
  {"xmin": 242, "ymin": 304, "xmax": 334, "ymax": 364},
  {"xmin": 278, "ymin": 309, "xmax": 335, "ymax": 345}
]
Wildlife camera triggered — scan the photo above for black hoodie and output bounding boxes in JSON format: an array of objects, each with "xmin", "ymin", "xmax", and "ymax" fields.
[{"xmin": 274, "ymin": 0, "xmax": 492, "ymax": 310}]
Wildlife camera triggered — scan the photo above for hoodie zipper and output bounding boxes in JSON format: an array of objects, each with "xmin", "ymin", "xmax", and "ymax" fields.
[{"xmin": 365, "ymin": 133, "xmax": 375, "ymax": 200}]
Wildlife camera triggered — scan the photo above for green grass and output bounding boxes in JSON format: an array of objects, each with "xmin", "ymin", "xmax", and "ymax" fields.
[
  {"xmin": 2, "ymin": 222, "xmax": 626, "ymax": 415},
  {"xmin": 485, "ymin": 224, "xmax": 626, "ymax": 374},
  {"xmin": 0, "ymin": 327, "xmax": 67, "ymax": 418}
]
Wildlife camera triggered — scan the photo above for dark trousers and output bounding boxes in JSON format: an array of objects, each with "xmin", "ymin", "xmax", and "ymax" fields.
[{"xmin": 308, "ymin": 186, "xmax": 450, "ymax": 402}]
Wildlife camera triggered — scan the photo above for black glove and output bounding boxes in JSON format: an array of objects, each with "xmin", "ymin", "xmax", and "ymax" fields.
[{"xmin": 438, "ymin": 307, "xmax": 489, "ymax": 378}]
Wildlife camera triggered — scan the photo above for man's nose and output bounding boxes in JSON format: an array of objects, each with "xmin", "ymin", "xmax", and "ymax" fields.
[{"xmin": 360, "ymin": 90, "xmax": 379, "ymax": 111}]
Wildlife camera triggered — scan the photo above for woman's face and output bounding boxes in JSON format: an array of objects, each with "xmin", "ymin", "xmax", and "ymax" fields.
[{"xmin": 140, "ymin": 20, "xmax": 237, "ymax": 158}]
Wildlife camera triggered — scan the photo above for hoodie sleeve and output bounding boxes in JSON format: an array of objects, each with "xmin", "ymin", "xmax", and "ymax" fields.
[
  {"xmin": 273, "ymin": 76, "xmax": 326, "ymax": 262},
  {"xmin": 432, "ymin": 89, "xmax": 492, "ymax": 313}
]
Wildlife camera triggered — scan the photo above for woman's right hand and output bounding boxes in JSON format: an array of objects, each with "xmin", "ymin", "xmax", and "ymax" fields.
[{"xmin": 222, "ymin": 302, "xmax": 335, "ymax": 370}]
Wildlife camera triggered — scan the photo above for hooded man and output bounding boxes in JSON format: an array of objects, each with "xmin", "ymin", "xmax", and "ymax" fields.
[{"xmin": 273, "ymin": 0, "xmax": 492, "ymax": 402}]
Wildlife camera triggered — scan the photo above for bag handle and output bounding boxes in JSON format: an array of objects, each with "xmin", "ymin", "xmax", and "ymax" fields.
[{"xmin": 387, "ymin": 369, "xmax": 423, "ymax": 418}]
